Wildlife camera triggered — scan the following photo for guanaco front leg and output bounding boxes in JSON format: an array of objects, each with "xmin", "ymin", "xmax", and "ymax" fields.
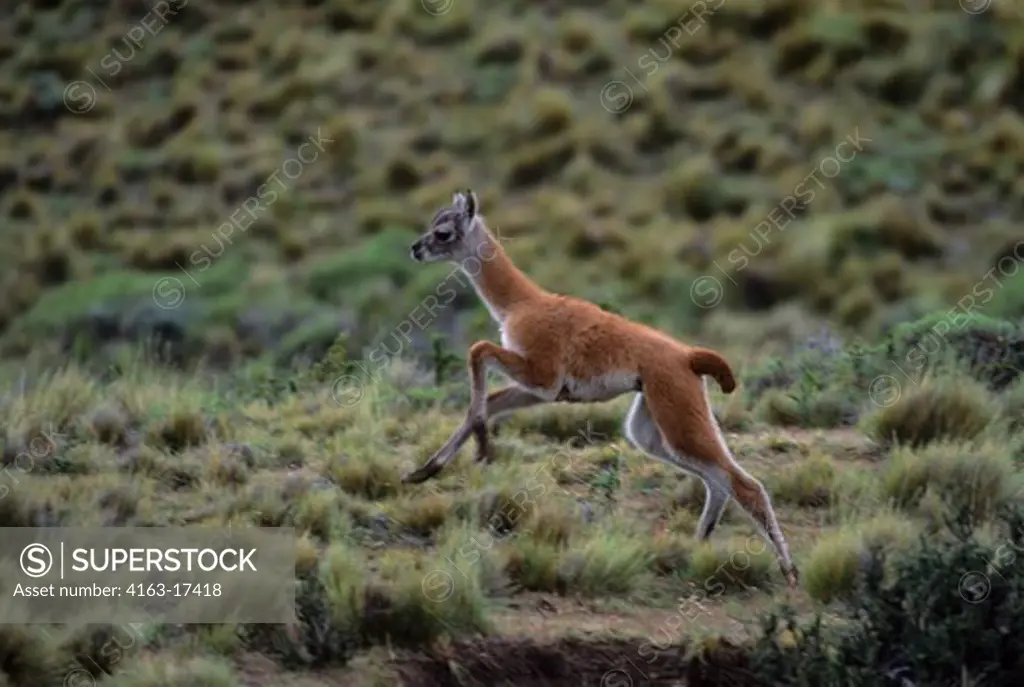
[
  {"xmin": 401, "ymin": 343, "xmax": 557, "ymax": 484},
  {"xmin": 401, "ymin": 387, "xmax": 546, "ymax": 484},
  {"xmin": 469, "ymin": 386, "xmax": 547, "ymax": 464},
  {"xmin": 465, "ymin": 341, "xmax": 559, "ymax": 435}
]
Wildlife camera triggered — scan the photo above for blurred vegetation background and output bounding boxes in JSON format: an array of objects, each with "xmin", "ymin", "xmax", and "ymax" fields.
[
  {"xmin": 5, "ymin": 4, "xmax": 1024, "ymax": 684},
  {"xmin": 3, "ymin": 0, "xmax": 1024, "ymax": 371}
]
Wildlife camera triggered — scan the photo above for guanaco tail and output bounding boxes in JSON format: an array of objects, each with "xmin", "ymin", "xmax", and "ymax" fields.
[{"xmin": 403, "ymin": 189, "xmax": 798, "ymax": 587}]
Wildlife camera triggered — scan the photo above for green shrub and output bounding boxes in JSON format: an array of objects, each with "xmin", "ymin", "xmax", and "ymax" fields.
[
  {"xmin": 749, "ymin": 504, "xmax": 1024, "ymax": 685},
  {"xmin": 688, "ymin": 537, "xmax": 775, "ymax": 592},
  {"xmin": 801, "ymin": 530, "xmax": 862, "ymax": 604},
  {"xmin": 104, "ymin": 655, "xmax": 239, "ymax": 687},
  {"xmin": 766, "ymin": 454, "xmax": 836, "ymax": 508},
  {"xmin": 0, "ymin": 618, "xmax": 61, "ymax": 685},
  {"xmin": 881, "ymin": 440, "xmax": 1015, "ymax": 524},
  {"xmin": 999, "ymin": 376, "xmax": 1024, "ymax": 434},
  {"xmin": 802, "ymin": 515, "xmax": 917, "ymax": 603},
  {"xmin": 864, "ymin": 373, "xmax": 997, "ymax": 447},
  {"xmin": 559, "ymin": 527, "xmax": 654, "ymax": 596}
]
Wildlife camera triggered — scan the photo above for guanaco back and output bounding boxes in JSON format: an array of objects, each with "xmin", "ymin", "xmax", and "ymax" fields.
[{"xmin": 404, "ymin": 189, "xmax": 798, "ymax": 587}]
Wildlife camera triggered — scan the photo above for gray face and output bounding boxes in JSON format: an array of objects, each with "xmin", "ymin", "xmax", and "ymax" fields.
[
  {"xmin": 410, "ymin": 190, "xmax": 478, "ymax": 263},
  {"xmin": 409, "ymin": 208, "xmax": 465, "ymax": 263}
]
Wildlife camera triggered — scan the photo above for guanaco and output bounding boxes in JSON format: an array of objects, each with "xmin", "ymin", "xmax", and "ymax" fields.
[{"xmin": 403, "ymin": 189, "xmax": 799, "ymax": 587}]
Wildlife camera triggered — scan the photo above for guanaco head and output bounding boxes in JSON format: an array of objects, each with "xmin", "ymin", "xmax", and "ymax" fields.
[{"xmin": 410, "ymin": 189, "xmax": 482, "ymax": 264}]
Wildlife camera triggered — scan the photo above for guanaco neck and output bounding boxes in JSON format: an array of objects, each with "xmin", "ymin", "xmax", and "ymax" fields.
[{"xmin": 458, "ymin": 223, "xmax": 544, "ymax": 322}]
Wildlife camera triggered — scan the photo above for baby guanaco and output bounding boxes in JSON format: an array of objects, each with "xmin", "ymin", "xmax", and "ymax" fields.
[{"xmin": 403, "ymin": 190, "xmax": 798, "ymax": 587}]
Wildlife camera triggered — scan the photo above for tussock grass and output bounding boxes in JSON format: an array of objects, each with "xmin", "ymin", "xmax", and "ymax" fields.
[
  {"xmin": 754, "ymin": 387, "xmax": 857, "ymax": 429},
  {"xmin": 881, "ymin": 440, "xmax": 1017, "ymax": 524},
  {"xmin": 802, "ymin": 514, "xmax": 919, "ymax": 603},
  {"xmin": 319, "ymin": 540, "xmax": 369, "ymax": 634},
  {"xmin": 829, "ymin": 466, "xmax": 883, "ymax": 521},
  {"xmin": 0, "ymin": 334, "xmax": 1019, "ymax": 679},
  {"xmin": 325, "ymin": 450, "xmax": 403, "ymax": 501},
  {"xmin": 104, "ymin": 655, "xmax": 239, "ymax": 687},
  {"xmin": 0, "ymin": 611, "xmax": 61, "ymax": 685},
  {"xmin": 405, "ymin": 522, "xmax": 496, "ymax": 637},
  {"xmin": 858, "ymin": 512, "xmax": 919, "ymax": 551},
  {"xmin": 312, "ymin": 535, "xmax": 493, "ymax": 647},
  {"xmin": 559, "ymin": 525, "xmax": 655, "ymax": 596},
  {"xmin": 382, "ymin": 492, "xmax": 454, "ymax": 536},
  {"xmin": 505, "ymin": 538, "xmax": 564, "ymax": 592},
  {"xmin": 801, "ymin": 529, "xmax": 862, "ymax": 603},
  {"xmin": 4, "ymin": 366, "xmax": 98, "ymax": 435},
  {"xmin": 475, "ymin": 485, "xmax": 542, "ymax": 536},
  {"xmin": 230, "ymin": 472, "xmax": 292, "ymax": 527},
  {"xmin": 520, "ymin": 500, "xmax": 583, "ymax": 546},
  {"xmin": 292, "ymin": 489, "xmax": 355, "ymax": 541},
  {"xmin": 766, "ymin": 453, "xmax": 837, "ymax": 508},
  {"xmin": 864, "ymin": 373, "xmax": 998, "ymax": 447},
  {"xmin": 294, "ymin": 534, "xmax": 319, "ymax": 574},
  {"xmin": 688, "ymin": 536, "xmax": 775, "ymax": 592},
  {"xmin": 649, "ymin": 531, "xmax": 693, "ymax": 576}
]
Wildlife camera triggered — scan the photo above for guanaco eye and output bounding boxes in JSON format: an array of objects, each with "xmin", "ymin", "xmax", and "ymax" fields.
[{"xmin": 435, "ymin": 228, "xmax": 454, "ymax": 242}]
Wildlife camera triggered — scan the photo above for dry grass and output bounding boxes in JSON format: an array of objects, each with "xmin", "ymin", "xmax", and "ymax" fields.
[
  {"xmin": 5, "ymin": 2, "xmax": 1024, "ymax": 681},
  {"xmin": 103, "ymin": 655, "xmax": 239, "ymax": 687},
  {"xmin": 863, "ymin": 374, "xmax": 998, "ymax": 448},
  {"xmin": 801, "ymin": 514, "xmax": 919, "ymax": 603},
  {"xmin": 0, "ymin": 335, "xmax": 1016, "ymax": 683},
  {"xmin": 8, "ymin": 317, "xmax": 1024, "ymax": 687},
  {"xmin": 881, "ymin": 439, "xmax": 1018, "ymax": 525},
  {"xmin": 765, "ymin": 453, "xmax": 837, "ymax": 508}
]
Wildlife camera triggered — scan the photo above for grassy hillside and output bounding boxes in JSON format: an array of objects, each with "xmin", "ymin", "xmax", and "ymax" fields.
[
  {"xmin": 1, "ymin": 316, "xmax": 1024, "ymax": 685},
  {"xmin": 4, "ymin": 0, "xmax": 1024, "ymax": 367},
  {"xmin": 5, "ymin": 0, "xmax": 1024, "ymax": 684}
]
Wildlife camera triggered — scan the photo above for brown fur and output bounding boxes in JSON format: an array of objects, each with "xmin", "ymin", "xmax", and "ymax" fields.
[{"xmin": 403, "ymin": 190, "xmax": 798, "ymax": 587}]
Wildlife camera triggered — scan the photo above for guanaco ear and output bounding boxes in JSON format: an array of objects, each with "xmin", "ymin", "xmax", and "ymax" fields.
[
  {"xmin": 452, "ymin": 191, "xmax": 467, "ymax": 213},
  {"xmin": 463, "ymin": 189, "xmax": 478, "ymax": 218},
  {"xmin": 452, "ymin": 189, "xmax": 478, "ymax": 218}
]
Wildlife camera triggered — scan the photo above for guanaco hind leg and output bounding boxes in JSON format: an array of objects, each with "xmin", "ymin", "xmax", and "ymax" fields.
[
  {"xmin": 624, "ymin": 392, "xmax": 730, "ymax": 539},
  {"xmin": 627, "ymin": 381, "xmax": 798, "ymax": 586}
]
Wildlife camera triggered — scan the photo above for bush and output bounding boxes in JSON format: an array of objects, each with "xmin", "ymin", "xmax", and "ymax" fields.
[
  {"xmin": 1000, "ymin": 376, "xmax": 1024, "ymax": 434},
  {"xmin": 864, "ymin": 373, "xmax": 997, "ymax": 447},
  {"xmin": 744, "ymin": 314, "xmax": 1024, "ymax": 410},
  {"xmin": 881, "ymin": 440, "xmax": 1016, "ymax": 524},
  {"xmin": 801, "ymin": 515, "xmax": 917, "ymax": 604},
  {"xmin": 559, "ymin": 527, "xmax": 654, "ymax": 596},
  {"xmin": 758, "ymin": 387, "xmax": 858, "ymax": 429},
  {"xmin": 801, "ymin": 530, "xmax": 863, "ymax": 604},
  {"xmin": 688, "ymin": 537, "xmax": 775, "ymax": 592},
  {"xmin": 242, "ymin": 533, "xmax": 493, "ymax": 669},
  {"xmin": 0, "ymin": 620, "xmax": 61, "ymax": 686},
  {"xmin": 504, "ymin": 538, "xmax": 563, "ymax": 592},
  {"xmin": 882, "ymin": 313, "xmax": 1024, "ymax": 391},
  {"xmin": 748, "ymin": 503, "xmax": 1024, "ymax": 685},
  {"xmin": 765, "ymin": 454, "xmax": 836, "ymax": 508},
  {"xmin": 103, "ymin": 655, "xmax": 239, "ymax": 687}
]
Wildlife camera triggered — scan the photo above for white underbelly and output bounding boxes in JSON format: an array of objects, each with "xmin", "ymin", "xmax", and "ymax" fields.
[{"xmin": 559, "ymin": 371, "xmax": 639, "ymax": 402}]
